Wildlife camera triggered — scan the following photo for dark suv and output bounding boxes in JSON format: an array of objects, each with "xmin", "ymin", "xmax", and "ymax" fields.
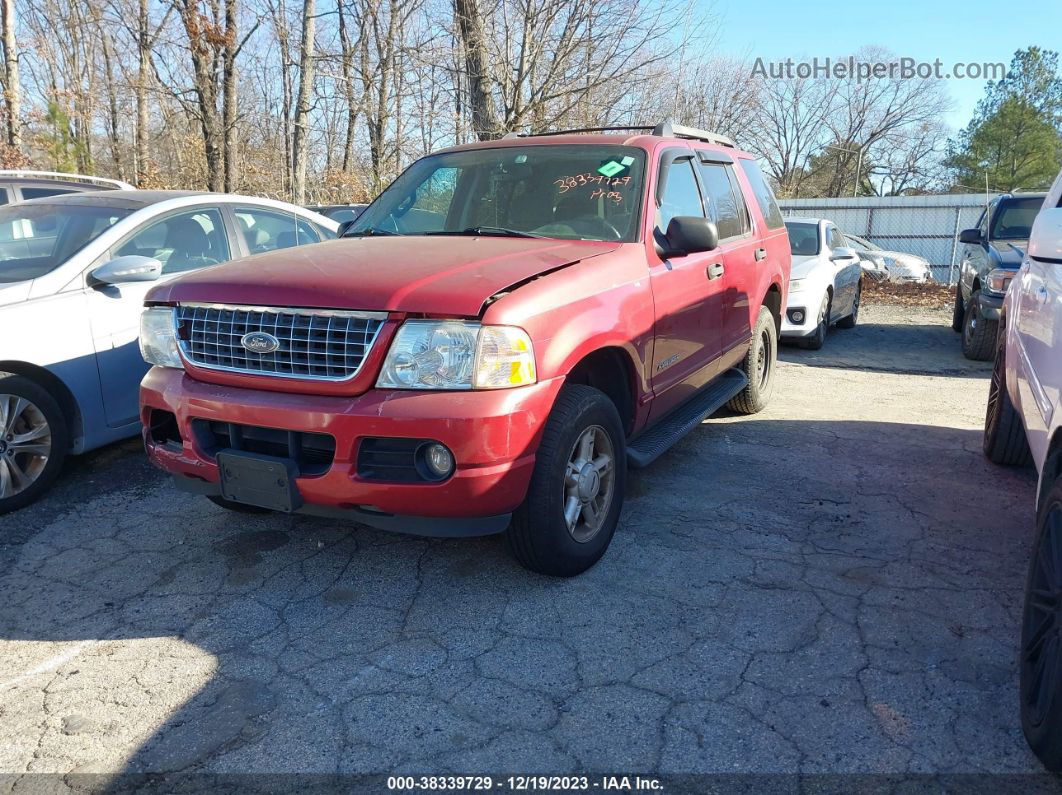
[
  {"xmin": 953, "ymin": 192, "xmax": 1047, "ymax": 360},
  {"xmin": 0, "ymin": 170, "xmax": 134, "ymax": 205}
]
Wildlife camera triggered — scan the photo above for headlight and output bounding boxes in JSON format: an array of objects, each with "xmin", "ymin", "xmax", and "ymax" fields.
[
  {"xmin": 986, "ymin": 268, "xmax": 1014, "ymax": 294},
  {"xmin": 139, "ymin": 307, "xmax": 184, "ymax": 369},
  {"xmin": 789, "ymin": 279, "xmax": 805, "ymax": 292},
  {"xmin": 376, "ymin": 320, "xmax": 536, "ymax": 390}
]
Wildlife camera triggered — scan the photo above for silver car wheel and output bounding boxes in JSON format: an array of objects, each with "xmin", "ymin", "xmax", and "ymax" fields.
[
  {"xmin": 0, "ymin": 394, "xmax": 52, "ymax": 499},
  {"xmin": 562, "ymin": 424, "xmax": 616, "ymax": 543}
]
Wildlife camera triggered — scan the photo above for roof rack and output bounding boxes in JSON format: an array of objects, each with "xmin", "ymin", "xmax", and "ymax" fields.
[
  {"xmin": 501, "ymin": 121, "xmax": 735, "ymax": 148},
  {"xmin": 0, "ymin": 170, "xmax": 135, "ymax": 190}
]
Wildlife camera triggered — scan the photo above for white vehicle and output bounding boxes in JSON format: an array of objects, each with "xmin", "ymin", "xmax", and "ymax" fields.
[
  {"xmin": 981, "ymin": 169, "xmax": 1062, "ymax": 770},
  {"xmin": 780, "ymin": 218, "xmax": 863, "ymax": 349},
  {"xmin": 0, "ymin": 170, "xmax": 135, "ymax": 203},
  {"xmin": 844, "ymin": 232, "xmax": 933, "ymax": 283},
  {"xmin": 0, "ymin": 190, "xmax": 338, "ymax": 514}
]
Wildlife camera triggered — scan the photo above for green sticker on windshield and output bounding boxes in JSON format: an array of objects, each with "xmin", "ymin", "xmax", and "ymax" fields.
[{"xmin": 597, "ymin": 161, "xmax": 625, "ymax": 178}]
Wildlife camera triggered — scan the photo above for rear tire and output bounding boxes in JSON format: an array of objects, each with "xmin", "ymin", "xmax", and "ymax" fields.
[
  {"xmin": 1020, "ymin": 476, "xmax": 1062, "ymax": 771},
  {"xmin": 727, "ymin": 305, "xmax": 777, "ymax": 415},
  {"xmin": 836, "ymin": 283, "xmax": 860, "ymax": 329},
  {"xmin": 0, "ymin": 376, "xmax": 69, "ymax": 516},
  {"xmin": 507, "ymin": 384, "xmax": 626, "ymax": 577},
  {"xmin": 962, "ymin": 289, "xmax": 998, "ymax": 361},
  {"xmin": 802, "ymin": 293, "xmax": 830, "ymax": 351},
  {"xmin": 951, "ymin": 283, "xmax": 965, "ymax": 332},
  {"xmin": 983, "ymin": 329, "xmax": 1032, "ymax": 466}
]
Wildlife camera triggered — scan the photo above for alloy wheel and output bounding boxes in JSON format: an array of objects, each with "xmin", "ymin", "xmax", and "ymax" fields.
[
  {"xmin": 562, "ymin": 425, "xmax": 616, "ymax": 543},
  {"xmin": 0, "ymin": 394, "xmax": 52, "ymax": 500},
  {"xmin": 1023, "ymin": 507, "xmax": 1062, "ymax": 728}
]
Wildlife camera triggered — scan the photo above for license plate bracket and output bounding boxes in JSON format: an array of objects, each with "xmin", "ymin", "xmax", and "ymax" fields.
[{"xmin": 217, "ymin": 449, "xmax": 302, "ymax": 513}]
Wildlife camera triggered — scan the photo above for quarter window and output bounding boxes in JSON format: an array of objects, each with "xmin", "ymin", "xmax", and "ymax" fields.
[
  {"xmin": 20, "ymin": 187, "xmax": 79, "ymax": 201},
  {"xmin": 116, "ymin": 208, "xmax": 230, "ymax": 275},
  {"xmin": 658, "ymin": 158, "xmax": 704, "ymax": 232}
]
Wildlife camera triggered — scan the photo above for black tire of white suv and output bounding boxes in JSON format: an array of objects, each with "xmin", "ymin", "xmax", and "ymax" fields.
[
  {"xmin": 1020, "ymin": 474, "xmax": 1062, "ymax": 771},
  {"xmin": 983, "ymin": 328, "xmax": 1031, "ymax": 466},
  {"xmin": 836, "ymin": 282, "xmax": 860, "ymax": 330},
  {"xmin": 507, "ymin": 384, "xmax": 626, "ymax": 577},
  {"xmin": 727, "ymin": 305, "xmax": 777, "ymax": 415},
  {"xmin": 951, "ymin": 283, "xmax": 965, "ymax": 332}
]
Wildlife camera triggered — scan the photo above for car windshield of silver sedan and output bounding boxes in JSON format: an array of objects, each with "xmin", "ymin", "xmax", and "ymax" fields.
[
  {"xmin": 0, "ymin": 204, "xmax": 132, "ymax": 283},
  {"xmin": 784, "ymin": 221, "xmax": 820, "ymax": 255},
  {"xmin": 346, "ymin": 145, "xmax": 647, "ymax": 243}
]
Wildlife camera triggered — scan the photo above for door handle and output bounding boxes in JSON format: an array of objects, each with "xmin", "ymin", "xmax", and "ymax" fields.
[
  {"xmin": 1037, "ymin": 285, "xmax": 1050, "ymax": 304},
  {"xmin": 754, "ymin": 248, "xmax": 767, "ymax": 261},
  {"xmin": 707, "ymin": 263, "xmax": 725, "ymax": 280}
]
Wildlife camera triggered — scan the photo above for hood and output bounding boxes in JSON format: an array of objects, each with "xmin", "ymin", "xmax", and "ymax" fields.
[
  {"xmin": 990, "ymin": 239, "xmax": 1027, "ymax": 268},
  {"xmin": 789, "ymin": 255, "xmax": 824, "ymax": 279},
  {"xmin": 148, "ymin": 236, "xmax": 620, "ymax": 317},
  {"xmin": 0, "ymin": 280, "xmax": 31, "ymax": 307}
]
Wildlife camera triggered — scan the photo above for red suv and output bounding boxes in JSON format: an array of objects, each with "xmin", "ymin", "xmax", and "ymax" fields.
[{"xmin": 139, "ymin": 123, "xmax": 791, "ymax": 575}]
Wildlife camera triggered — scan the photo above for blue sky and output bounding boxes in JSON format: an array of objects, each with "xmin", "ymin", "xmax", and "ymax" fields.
[{"xmin": 703, "ymin": 0, "xmax": 1062, "ymax": 132}]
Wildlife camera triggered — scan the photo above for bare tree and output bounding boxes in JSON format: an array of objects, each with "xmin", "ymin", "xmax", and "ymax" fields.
[
  {"xmin": 290, "ymin": 0, "xmax": 315, "ymax": 201},
  {"xmin": 0, "ymin": 0, "xmax": 19, "ymax": 152}
]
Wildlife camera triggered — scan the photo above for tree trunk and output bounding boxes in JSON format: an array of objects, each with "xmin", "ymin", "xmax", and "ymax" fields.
[
  {"xmin": 135, "ymin": 0, "xmax": 150, "ymax": 185},
  {"xmin": 2, "ymin": 0, "xmax": 20, "ymax": 150},
  {"xmin": 101, "ymin": 32, "xmax": 125, "ymax": 180},
  {"xmin": 338, "ymin": 0, "xmax": 357, "ymax": 171},
  {"xmin": 177, "ymin": 0, "xmax": 224, "ymax": 191},
  {"xmin": 222, "ymin": 0, "xmax": 238, "ymax": 191},
  {"xmin": 291, "ymin": 0, "xmax": 315, "ymax": 203},
  {"xmin": 453, "ymin": 0, "xmax": 498, "ymax": 140}
]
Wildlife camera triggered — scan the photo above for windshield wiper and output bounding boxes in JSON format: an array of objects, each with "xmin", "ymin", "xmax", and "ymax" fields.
[
  {"xmin": 426, "ymin": 226, "xmax": 546, "ymax": 239},
  {"xmin": 344, "ymin": 226, "xmax": 399, "ymax": 238}
]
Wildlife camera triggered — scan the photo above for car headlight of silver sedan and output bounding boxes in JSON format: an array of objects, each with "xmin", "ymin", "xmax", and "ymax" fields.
[
  {"xmin": 139, "ymin": 307, "xmax": 184, "ymax": 369},
  {"xmin": 376, "ymin": 320, "xmax": 536, "ymax": 390}
]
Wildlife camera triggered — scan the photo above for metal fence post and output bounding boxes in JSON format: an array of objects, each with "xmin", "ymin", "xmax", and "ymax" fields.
[{"xmin": 948, "ymin": 207, "xmax": 961, "ymax": 285}]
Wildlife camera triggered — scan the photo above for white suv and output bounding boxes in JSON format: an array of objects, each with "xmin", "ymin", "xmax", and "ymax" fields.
[{"xmin": 981, "ymin": 167, "xmax": 1062, "ymax": 770}]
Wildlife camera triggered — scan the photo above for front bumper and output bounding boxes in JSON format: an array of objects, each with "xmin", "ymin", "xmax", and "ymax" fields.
[
  {"xmin": 140, "ymin": 367, "xmax": 565, "ymax": 536},
  {"xmin": 978, "ymin": 290, "xmax": 1005, "ymax": 321},
  {"xmin": 780, "ymin": 295, "xmax": 815, "ymax": 337}
]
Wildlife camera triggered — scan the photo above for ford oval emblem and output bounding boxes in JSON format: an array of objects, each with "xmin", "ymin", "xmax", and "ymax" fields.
[{"xmin": 241, "ymin": 331, "xmax": 280, "ymax": 354}]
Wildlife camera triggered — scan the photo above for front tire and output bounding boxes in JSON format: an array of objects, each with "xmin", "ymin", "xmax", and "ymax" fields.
[
  {"xmin": 727, "ymin": 305, "xmax": 778, "ymax": 414},
  {"xmin": 983, "ymin": 328, "xmax": 1031, "ymax": 466},
  {"xmin": 507, "ymin": 384, "xmax": 626, "ymax": 577},
  {"xmin": 0, "ymin": 376, "xmax": 69, "ymax": 516},
  {"xmin": 1020, "ymin": 477, "xmax": 1062, "ymax": 771},
  {"xmin": 802, "ymin": 293, "xmax": 830, "ymax": 351},
  {"xmin": 962, "ymin": 289, "xmax": 998, "ymax": 361},
  {"xmin": 951, "ymin": 283, "xmax": 965, "ymax": 332},
  {"xmin": 836, "ymin": 283, "xmax": 861, "ymax": 329}
]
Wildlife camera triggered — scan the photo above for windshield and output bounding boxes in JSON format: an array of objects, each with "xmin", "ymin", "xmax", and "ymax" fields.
[
  {"xmin": 349, "ymin": 145, "xmax": 646, "ymax": 242},
  {"xmin": 0, "ymin": 204, "xmax": 131, "ymax": 283},
  {"xmin": 991, "ymin": 197, "xmax": 1044, "ymax": 241},
  {"xmin": 784, "ymin": 222, "xmax": 820, "ymax": 256}
]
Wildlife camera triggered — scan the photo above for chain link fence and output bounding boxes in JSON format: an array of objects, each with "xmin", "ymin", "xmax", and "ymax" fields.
[{"xmin": 778, "ymin": 194, "xmax": 990, "ymax": 284}]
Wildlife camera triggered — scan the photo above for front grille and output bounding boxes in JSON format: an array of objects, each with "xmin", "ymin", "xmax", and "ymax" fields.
[
  {"xmin": 193, "ymin": 420, "xmax": 336, "ymax": 476},
  {"xmin": 176, "ymin": 303, "xmax": 386, "ymax": 381}
]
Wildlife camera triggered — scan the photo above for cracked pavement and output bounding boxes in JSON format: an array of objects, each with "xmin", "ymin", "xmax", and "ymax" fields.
[{"xmin": 0, "ymin": 303, "xmax": 1047, "ymax": 777}]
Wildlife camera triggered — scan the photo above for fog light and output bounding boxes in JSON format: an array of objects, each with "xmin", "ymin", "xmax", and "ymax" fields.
[
  {"xmin": 423, "ymin": 443, "xmax": 455, "ymax": 479},
  {"xmin": 791, "ymin": 310, "xmax": 805, "ymax": 323}
]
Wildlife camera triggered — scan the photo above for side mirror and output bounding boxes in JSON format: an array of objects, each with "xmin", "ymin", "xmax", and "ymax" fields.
[
  {"xmin": 1029, "ymin": 207, "xmax": 1062, "ymax": 263},
  {"xmin": 959, "ymin": 228, "xmax": 983, "ymax": 245},
  {"xmin": 663, "ymin": 216, "xmax": 719, "ymax": 257},
  {"xmin": 829, "ymin": 247, "xmax": 858, "ymax": 261},
  {"xmin": 337, "ymin": 219, "xmax": 355, "ymax": 237},
  {"xmin": 90, "ymin": 255, "xmax": 163, "ymax": 285}
]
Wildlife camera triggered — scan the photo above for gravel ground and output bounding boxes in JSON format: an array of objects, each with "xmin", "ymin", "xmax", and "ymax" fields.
[{"xmin": 0, "ymin": 304, "xmax": 1047, "ymax": 785}]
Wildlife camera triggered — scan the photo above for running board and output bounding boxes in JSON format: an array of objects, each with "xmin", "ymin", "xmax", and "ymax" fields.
[{"xmin": 626, "ymin": 368, "xmax": 748, "ymax": 468}]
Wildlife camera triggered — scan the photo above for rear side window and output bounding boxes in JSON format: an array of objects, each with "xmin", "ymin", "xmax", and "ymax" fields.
[
  {"xmin": 698, "ymin": 163, "xmax": 749, "ymax": 239},
  {"xmin": 235, "ymin": 208, "xmax": 322, "ymax": 254},
  {"xmin": 739, "ymin": 160, "xmax": 784, "ymax": 230},
  {"xmin": 20, "ymin": 187, "xmax": 79, "ymax": 201},
  {"xmin": 0, "ymin": 188, "xmax": 7, "ymax": 205},
  {"xmin": 658, "ymin": 159, "xmax": 704, "ymax": 231}
]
